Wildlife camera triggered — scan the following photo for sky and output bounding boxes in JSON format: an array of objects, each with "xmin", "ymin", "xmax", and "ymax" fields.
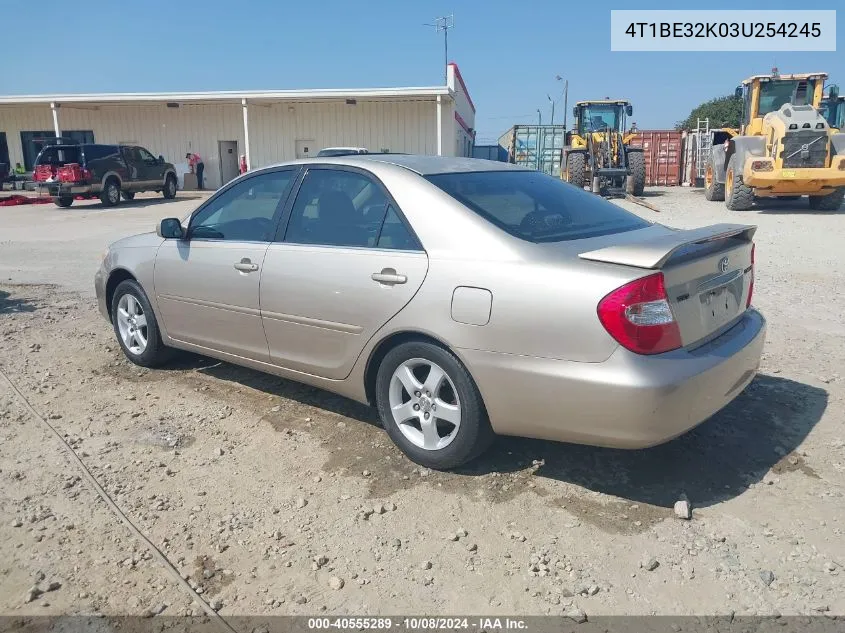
[{"xmin": 3, "ymin": 0, "xmax": 842, "ymax": 143}]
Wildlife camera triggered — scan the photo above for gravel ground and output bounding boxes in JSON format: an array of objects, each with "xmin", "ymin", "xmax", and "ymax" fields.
[{"xmin": 0, "ymin": 188, "xmax": 843, "ymax": 619}]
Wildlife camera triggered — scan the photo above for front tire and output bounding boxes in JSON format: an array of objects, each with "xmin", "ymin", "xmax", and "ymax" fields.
[
  {"xmin": 626, "ymin": 151, "xmax": 646, "ymax": 196},
  {"xmin": 111, "ymin": 279, "xmax": 172, "ymax": 368},
  {"xmin": 724, "ymin": 155, "xmax": 754, "ymax": 210},
  {"xmin": 565, "ymin": 152, "xmax": 587, "ymax": 189},
  {"xmin": 53, "ymin": 196, "xmax": 73, "ymax": 208},
  {"xmin": 100, "ymin": 179, "xmax": 121, "ymax": 207},
  {"xmin": 163, "ymin": 174, "xmax": 177, "ymax": 199},
  {"xmin": 375, "ymin": 341, "xmax": 494, "ymax": 470},
  {"xmin": 808, "ymin": 187, "xmax": 845, "ymax": 211}
]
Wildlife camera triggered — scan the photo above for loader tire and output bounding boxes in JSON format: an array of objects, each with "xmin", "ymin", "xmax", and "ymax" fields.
[
  {"xmin": 627, "ymin": 151, "xmax": 646, "ymax": 196},
  {"xmin": 724, "ymin": 155, "xmax": 754, "ymax": 211},
  {"xmin": 703, "ymin": 158, "xmax": 725, "ymax": 201},
  {"xmin": 808, "ymin": 187, "xmax": 845, "ymax": 211},
  {"xmin": 565, "ymin": 153, "xmax": 587, "ymax": 190}
]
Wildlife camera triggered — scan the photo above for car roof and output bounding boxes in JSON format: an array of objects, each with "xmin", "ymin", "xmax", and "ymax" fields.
[{"xmin": 286, "ymin": 154, "xmax": 527, "ymax": 175}]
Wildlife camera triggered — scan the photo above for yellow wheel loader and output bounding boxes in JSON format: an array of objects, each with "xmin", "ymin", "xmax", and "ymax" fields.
[
  {"xmin": 563, "ymin": 100, "xmax": 646, "ymax": 196},
  {"xmin": 704, "ymin": 71, "xmax": 845, "ymax": 211}
]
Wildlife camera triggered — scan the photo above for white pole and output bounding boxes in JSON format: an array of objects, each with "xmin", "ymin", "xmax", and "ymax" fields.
[
  {"xmin": 436, "ymin": 95, "xmax": 443, "ymax": 156},
  {"xmin": 50, "ymin": 102, "xmax": 60, "ymax": 139},
  {"xmin": 241, "ymin": 98, "xmax": 251, "ymax": 170}
]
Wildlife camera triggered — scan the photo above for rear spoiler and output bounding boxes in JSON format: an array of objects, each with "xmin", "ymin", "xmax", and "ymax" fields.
[{"xmin": 579, "ymin": 224, "xmax": 757, "ymax": 270}]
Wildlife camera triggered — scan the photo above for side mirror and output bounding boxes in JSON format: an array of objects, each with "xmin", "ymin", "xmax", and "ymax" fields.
[
  {"xmin": 157, "ymin": 218, "xmax": 184, "ymax": 239},
  {"xmin": 829, "ymin": 84, "xmax": 840, "ymax": 101},
  {"xmin": 158, "ymin": 155, "xmax": 165, "ymax": 165},
  {"xmin": 572, "ymin": 106, "xmax": 578, "ymax": 119},
  {"xmin": 735, "ymin": 86, "xmax": 743, "ymax": 99},
  {"xmin": 625, "ymin": 104, "xmax": 633, "ymax": 116}
]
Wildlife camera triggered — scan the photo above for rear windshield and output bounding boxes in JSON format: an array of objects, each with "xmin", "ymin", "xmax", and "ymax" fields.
[
  {"xmin": 425, "ymin": 170, "xmax": 649, "ymax": 243},
  {"xmin": 35, "ymin": 145, "xmax": 81, "ymax": 166},
  {"xmin": 316, "ymin": 148, "xmax": 366, "ymax": 157}
]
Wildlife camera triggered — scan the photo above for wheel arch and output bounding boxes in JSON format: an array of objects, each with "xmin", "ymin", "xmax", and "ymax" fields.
[
  {"xmin": 101, "ymin": 171, "xmax": 123, "ymax": 188},
  {"xmin": 105, "ymin": 268, "xmax": 137, "ymax": 318},
  {"xmin": 363, "ymin": 330, "xmax": 467, "ymax": 407}
]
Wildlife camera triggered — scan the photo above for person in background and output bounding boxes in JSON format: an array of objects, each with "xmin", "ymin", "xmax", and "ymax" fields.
[
  {"xmin": 186, "ymin": 152, "xmax": 205, "ymax": 190},
  {"xmin": 14, "ymin": 162, "xmax": 25, "ymax": 176},
  {"xmin": 239, "ymin": 154, "xmax": 247, "ymax": 175}
]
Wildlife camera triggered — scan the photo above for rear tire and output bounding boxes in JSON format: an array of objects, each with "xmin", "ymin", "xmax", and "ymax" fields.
[
  {"xmin": 808, "ymin": 188, "xmax": 845, "ymax": 211},
  {"xmin": 110, "ymin": 279, "xmax": 173, "ymax": 368},
  {"xmin": 53, "ymin": 196, "xmax": 73, "ymax": 208},
  {"xmin": 375, "ymin": 341, "xmax": 494, "ymax": 470},
  {"xmin": 703, "ymin": 158, "xmax": 725, "ymax": 201},
  {"xmin": 121, "ymin": 191, "xmax": 135, "ymax": 201},
  {"xmin": 724, "ymin": 155, "xmax": 754, "ymax": 211},
  {"xmin": 626, "ymin": 151, "xmax": 646, "ymax": 196},
  {"xmin": 565, "ymin": 152, "xmax": 587, "ymax": 189},
  {"xmin": 162, "ymin": 174, "xmax": 177, "ymax": 199},
  {"xmin": 100, "ymin": 178, "xmax": 121, "ymax": 207}
]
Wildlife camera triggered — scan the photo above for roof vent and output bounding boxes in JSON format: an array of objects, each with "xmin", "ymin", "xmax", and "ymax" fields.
[
  {"xmin": 166, "ymin": 102, "xmax": 180, "ymax": 108},
  {"xmin": 345, "ymin": 99, "xmax": 357, "ymax": 105}
]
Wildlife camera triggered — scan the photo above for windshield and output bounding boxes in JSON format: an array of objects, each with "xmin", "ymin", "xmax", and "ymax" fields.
[
  {"xmin": 425, "ymin": 170, "xmax": 649, "ymax": 243},
  {"xmin": 578, "ymin": 104, "xmax": 621, "ymax": 134},
  {"xmin": 758, "ymin": 79, "xmax": 818, "ymax": 115}
]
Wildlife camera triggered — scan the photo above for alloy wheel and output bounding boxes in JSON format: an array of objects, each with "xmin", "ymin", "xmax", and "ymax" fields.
[
  {"xmin": 116, "ymin": 294, "xmax": 148, "ymax": 355},
  {"xmin": 388, "ymin": 358, "xmax": 461, "ymax": 451}
]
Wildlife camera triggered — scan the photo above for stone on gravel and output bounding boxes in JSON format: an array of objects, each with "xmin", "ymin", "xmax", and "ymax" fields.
[
  {"xmin": 11, "ymin": 519, "xmax": 22, "ymax": 528},
  {"xmin": 270, "ymin": 406, "xmax": 281, "ymax": 413},
  {"xmin": 673, "ymin": 499, "xmax": 692, "ymax": 520},
  {"xmin": 760, "ymin": 570, "xmax": 775, "ymax": 586},
  {"xmin": 294, "ymin": 595, "xmax": 308, "ymax": 604},
  {"xmin": 420, "ymin": 561, "xmax": 432, "ymax": 570},
  {"xmin": 467, "ymin": 543, "xmax": 478, "ymax": 552},
  {"xmin": 296, "ymin": 497, "xmax": 308, "ymax": 509},
  {"xmin": 46, "ymin": 580, "xmax": 61, "ymax": 592},
  {"xmin": 210, "ymin": 598, "xmax": 223, "ymax": 611},
  {"xmin": 565, "ymin": 605, "xmax": 587, "ymax": 623},
  {"xmin": 587, "ymin": 584, "xmax": 600, "ymax": 596},
  {"xmin": 328, "ymin": 576, "xmax": 344, "ymax": 590},
  {"xmin": 374, "ymin": 504, "xmax": 386, "ymax": 515},
  {"xmin": 25, "ymin": 586, "xmax": 43, "ymax": 603},
  {"xmin": 641, "ymin": 557, "xmax": 660, "ymax": 571}
]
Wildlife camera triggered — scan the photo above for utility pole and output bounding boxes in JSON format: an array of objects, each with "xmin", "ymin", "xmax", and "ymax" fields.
[
  {"xmin": 548, "ymin": 94, "xmax": 555, "ymax": 126},
  {"xmin": 555, "ymin": 75, "xmax": 569, "ymax": 130},
  {"xmin": 537, "ymin": 109, "xmax": 542, "ymax": 126},
  {"xmin": 425, "ymin": 15, "xmax": 454, "ymax": 84}
]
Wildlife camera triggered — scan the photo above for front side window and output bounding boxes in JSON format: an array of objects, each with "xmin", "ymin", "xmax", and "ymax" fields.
[
  {"xmin": 137, "ymin": 147, "xmax": 157, "ymax": 162},
  {"xmin": 189, "ymin": 170, "xmax": 295, "ymax": 241},
  {"xmin": 426, "ymin": 170, "xmax": 649, "ymax": 243},
  {"xmin": 284, "ymin": 169, "xmax": 390, "ymax": 247}
]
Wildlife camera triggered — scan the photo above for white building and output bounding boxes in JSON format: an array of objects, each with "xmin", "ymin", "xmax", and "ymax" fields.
[{"xmin": 0, "ymin": 64, "xmax": 476, "ymax": 189}]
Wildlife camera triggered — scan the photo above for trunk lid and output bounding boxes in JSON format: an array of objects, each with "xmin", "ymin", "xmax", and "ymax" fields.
[{"xmin": 580, "ymin": 223, "xmax": 756, "ymax": 348}]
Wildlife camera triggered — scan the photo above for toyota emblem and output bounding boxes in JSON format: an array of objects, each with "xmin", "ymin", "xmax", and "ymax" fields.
[{"xmin": 718, "ymin": 256, "xmax": 729, "ymax": 273}]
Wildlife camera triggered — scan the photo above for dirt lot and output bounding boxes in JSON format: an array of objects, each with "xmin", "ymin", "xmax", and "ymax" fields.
[{"xmin": 0, "ymin": 189, "xmax": 843, "ymax": 620}]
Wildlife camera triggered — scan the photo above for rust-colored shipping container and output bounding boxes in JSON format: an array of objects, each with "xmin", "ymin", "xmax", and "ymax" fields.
[{"xmin": 627, "ymin": 130, "xmax": 683, "ymax": 186}]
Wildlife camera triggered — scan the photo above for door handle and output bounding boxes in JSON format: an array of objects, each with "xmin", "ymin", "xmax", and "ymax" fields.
[
  {"xmin": 371, "ymin": 268, "xmax": 407, "ymax": 285},
  {"xmin": 234, "ymin": 258, "xmax": 259, "ymax": 273}
]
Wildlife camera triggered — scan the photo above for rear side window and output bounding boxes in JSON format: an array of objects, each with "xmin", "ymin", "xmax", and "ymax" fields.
[
  {"xmin": 82, "ymin": 145, "xmax": 120, "ymax": 162},
  {"xmin": 425, "ymin": 170, "xmax": 649, "ymax": 242}
]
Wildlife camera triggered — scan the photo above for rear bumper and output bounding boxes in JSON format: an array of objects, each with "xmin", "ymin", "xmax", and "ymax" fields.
[
  {"xmin": 743, "ymin": 161, "xmax": 845, "ymax": 193},
  {"xmin": 36, "ymin": 182, "xmax": 98, "ymax": 196},
  {"xmin": 460, "ymin": 309, "xmax": 766, "ymax": 448}
]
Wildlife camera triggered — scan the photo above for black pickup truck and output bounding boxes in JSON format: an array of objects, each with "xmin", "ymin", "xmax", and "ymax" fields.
[{"xmin": 34, "ymin": 143, "xmax": 178, "ymax": 208}]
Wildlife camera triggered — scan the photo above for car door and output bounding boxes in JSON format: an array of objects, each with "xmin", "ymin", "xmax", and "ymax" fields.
[
  {"xmin": 136, "ymin": 146, "xmax": 165, "ymax": 189},
  {"xmin": 260, "ymin": 166, "xmax": 429, "ymax": 379},
  {"xmin": 154, "ymin": 168, "xmax": 298, "ymax": 361}
]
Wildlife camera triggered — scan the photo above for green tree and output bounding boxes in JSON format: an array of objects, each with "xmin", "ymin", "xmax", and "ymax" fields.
[{"xmin": 676, "ymin": 95, "xmax": 742, "ymax": 131}]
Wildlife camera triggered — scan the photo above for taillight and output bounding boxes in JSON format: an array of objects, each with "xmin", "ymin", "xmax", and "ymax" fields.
[
  {"xmin": 746, "ymin": 243, "xmax": 755, "ymax": 308},
  {"xmin": 81, "ymin": 167, "xmax": 92, "ymax": 180},
  {"xmin": 597, "ymin": 272, "xmax": 682, "ymax": 355}
]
